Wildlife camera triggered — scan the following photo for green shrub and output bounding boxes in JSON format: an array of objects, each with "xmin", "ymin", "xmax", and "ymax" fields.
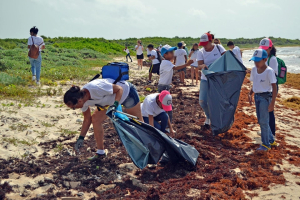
[{"xmin": 0, "ymin": 73, "xmax": 26, "ymax": 85}]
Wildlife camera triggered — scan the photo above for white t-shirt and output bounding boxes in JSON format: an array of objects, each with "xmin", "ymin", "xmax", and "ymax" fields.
[
  {"xmin": 141, "ymin": 93, "xmax": 165, "ymax": 117},
  {"xmin": 174, "ymin": 49, "xmax": 187, "ymax": 66},
  {"xmin": 267, "ymin": 56, "xmax": 278, "ymax": 76},
  {"xmin": 158, "ymin": 47, "xmax": 162, "ymax": 51},
  {"xmin": 124, "ymin": 49, "xmax": 130, "ymax": 54},
  {"xmin": 250, "ymin": 66, "xmax": 277, "ymax": 93},
  {"xmin": 150, "ymin": 50, "xmax": 160, "ymax": 65},
  {"xmin": 159, "ymin": 60, "xmax": 174, "ymax": 85},
  {"xmin": 146, "ymin": 48, "xmax": 151, "ymax": 55},
  {"xmin": 81, "ymin": 79, "xmax": 130, "ymax": 112},
  {"xmin": 232, "ymin": 46, "xmax": 243, "ymax": 64},
  {"xmin": 27, "ymin": 36, "xmax": 45, "ymax": 51},
  {"xmin": 190, "ymin": 49, "xmax": 199, "ymax": 67},
  {"xmin": 196, "ymin": 44, "xmax": 226, "ymax": 80},
  {"xmin": 135, "ymin": 45, "xmax": 143, "ymax": 55}
]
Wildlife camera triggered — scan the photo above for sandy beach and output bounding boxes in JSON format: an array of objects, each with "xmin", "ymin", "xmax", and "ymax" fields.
[{"xmin": 0, "ymin": 56, "xmax": 300, "ymax": 200}]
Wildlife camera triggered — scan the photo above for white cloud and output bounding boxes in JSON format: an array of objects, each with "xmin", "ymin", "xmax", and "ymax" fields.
[{"xmin": 190, "ymin": 8, "xmax": 207, "ymax": 18}]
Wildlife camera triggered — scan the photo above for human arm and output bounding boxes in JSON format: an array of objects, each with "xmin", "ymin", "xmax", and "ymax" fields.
[
  {"xmin": 80, "ymin": 107, "xmax": 92, "ymax": 137},
  {"xmin": 269, "ymin": 84, "xmax": 277, "ymax": 112},
  {"xmin": 135, "ymin": 45, "xmax": 139, "ymax": 50},
  {"xmin": 188, "ymin": 51, "xmax": 193, "ymax": 58},
  {"xmin": 173, "ymin": 56, "xmax": 176, "ymax": 65},
  {"xmin": 41, "ymin": 45, "xmax": 45, "ymax": 50},
  {"xmin": 248, "ymin": 87, "xmax": 254, "ymax": 105},
  {"xmin": 167, "ymin": 117, "xmax": 174, "ymax": 135},
  {"xmin": 112, "ymin": 84, "xmax": 123, "ymax": 104},
  {"xmin": 148, "ymin": 115, "xmax": 154, "ymax": 127},
  {"xmin": 184, "ymin": 55, "xmax": 187, "ymax": 63},
  {"xmin": 197, "ymin": 60, "xmax": 208, "ymax": 70},
  {"xmin": 173, "ymin": 60, "xmax": 193, "ymax": 70}
]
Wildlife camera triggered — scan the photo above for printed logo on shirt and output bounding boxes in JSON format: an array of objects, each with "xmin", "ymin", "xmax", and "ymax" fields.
[
  {"xmin": 214, "ymin": 54, "xmax": 218, "ymax": 56},
  {"xmin": 260, "ymin": 79, "xmax": 265, "ymax": 83}
]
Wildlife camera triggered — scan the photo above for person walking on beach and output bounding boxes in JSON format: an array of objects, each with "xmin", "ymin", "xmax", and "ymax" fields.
[
  {"xmin": 141, "ymin": 91, "xmax": 174, "ymax": 135},
  {"xmin": 227, "ymin": 41, "xmax": 243, "ymax": 64},
  {"xmin": 181, "ymin": 41, "xmax": 189, "ymax": 56},
  {"xmin": 197, "ymin": 32, "xmax": 226, "ymax": 127},
  {"xmin": 28, "ymin": 26, "xmax": 45, "ymax": 85},
  {"xmin": 174, "ymin": 42, "xmax": 188, "ymax": 84},
  {"xmin": 189, "ymin": 43, "xmax": 200, "ymax": 85},
  {"xmin": 124, "ymin": 47, "xmax": 132, "ymax": 62},
  {"xmin": 135, "ymin": 40, "xmax": 144, "ymax": 70},
  {"xmin": 258, "ymin": 38, "xmax": 278, "ymax": 137},
  {"xmin": 248, "ymin": 49, "xmax": 278, "ymax": 151},
  {"xmin": 147, "ymin": 44, "xmax": 161, "ymax": 83},
  {"xmin": 63, "ymin": 79, "xmax": 143, "ymax": 160}
]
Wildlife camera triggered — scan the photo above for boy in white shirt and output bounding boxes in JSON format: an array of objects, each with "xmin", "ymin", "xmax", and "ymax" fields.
[
  {"xmin": 147, "ymin": 44, "xmax": 160, "ymax": 83},
  {"xmin": 141, "ymin": 91, "xmax": 174, "ymax": 134},
  {"xmin": 227, "ymin": 41, "xmax": 243, "ymax": 64},
  {"xmin": 174, "ymin": 42, "xmax": 187, "ymax": 84},
  {"xmin": 248, "ymin": 49, "xmax": 278, "ymax": 151},
  {"xmin": 123, "ymin": 47, "xmax": 132, "ymax": 62}
]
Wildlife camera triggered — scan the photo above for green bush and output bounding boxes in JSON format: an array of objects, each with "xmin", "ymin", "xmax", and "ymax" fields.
[{"xmin": 0, "ymin": 73, "xmax": 26, "ymax": 85}]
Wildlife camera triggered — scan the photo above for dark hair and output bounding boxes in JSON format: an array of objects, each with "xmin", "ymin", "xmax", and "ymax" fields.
[
  {"xmin": 227, "ymin": 41, "xmax": 234, "ymax": 46},
  {"xmin": 30, "ymin": 26, "xmax": 39, "ymax": 34},
  {"xmin": 64, "ymin": 86, "xmax": 85, "ymax": 105},
  {"xmin": 147, "ymin": 44, "xmax": 154, "ymax": 48},
  {"xmin": 270, "ymin": 45, "xmax": 276, "ymax": 56},
  {"xmin": 193, "ymin": 43, "xmax": 198, "ymax": 50},
  {"xmin": 208, "ymin": 31, "xmax": 215, "ymax": 40}
]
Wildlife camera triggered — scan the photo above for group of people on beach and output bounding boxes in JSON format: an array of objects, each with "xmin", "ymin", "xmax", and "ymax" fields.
[{"xmin": 26, "ymin": 26, "xmax": 279, "ymax": 160}]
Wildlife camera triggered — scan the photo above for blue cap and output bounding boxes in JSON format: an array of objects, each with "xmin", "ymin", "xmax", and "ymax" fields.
[
  {"xmin": 249, "ymin": 49, "xmax": 268, "ymax": 62},
  {"xmin": 161, "ymin": 45, "xmax": 177, "ymax": 57},
  {"xmin": 177, "ymin": 42, "xmax": 183, "ymax": 47}
]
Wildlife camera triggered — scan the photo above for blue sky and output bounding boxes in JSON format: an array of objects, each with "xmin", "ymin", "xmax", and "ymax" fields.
[{"xmin": 0, "ymin": 0, "xmax": 299, "ymax": 39}]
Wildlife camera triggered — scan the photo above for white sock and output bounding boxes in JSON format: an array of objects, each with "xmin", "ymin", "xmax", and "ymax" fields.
[{"xmin": 97, "ymin": 149, "xmax": 105, "ymax": 154}]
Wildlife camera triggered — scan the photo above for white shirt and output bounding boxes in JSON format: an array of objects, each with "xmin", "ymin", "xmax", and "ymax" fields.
[
  {"xmin": 124, "ymin": 49, "xmax": 130, "ymax": 54},
  {"xmin": 267, "ymin": 56, "xmax": 278, "ymax": 76},
  {"xmin": 158, "ymin": 47, "xmax": 162, "ymax": 51},
  {"xmin": 146, "ymin": 48, "xmax": 151, "ymax": 55},
  {"xmin": 190, "ymin": 49, "xmax": 199, "ymax": 67},
  {"xmin": 174, "ymin": 49, "xmax": 187, "ymax": 66},
  {"xmin": 27, "ymin": 36, "xmax": 45, "ymax": 51},
  {"xmin": 159, "ymin": 60, "xmax": 174, "ymax": 85},
  {"xmin": 81, "ymin": 78, "xmax": 130, "ymax": 112},
  {"xmin": 196, "ymin": 44, "xmax": 226, "ymax": 80},
  {"xmin": 232, "ymin": 46, "xmax": 243, "ymax": 64},
  {"xmin": 150, "ymin": 50, "xmax": 160, "ymax": 65},
  {"xmin": 135, "ymin": 45, "xmax": 143, "ymax": 55},
  {"xmin": 250, "ymin": 66, "xmax": 277, "ymax": 93},
  {"xmin": 141, "ymin": 93, "xmax": 165, "ymax": 117}
]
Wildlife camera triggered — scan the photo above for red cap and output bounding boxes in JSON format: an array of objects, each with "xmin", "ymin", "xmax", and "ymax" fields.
[{"xmin": 199, "ymin": 33, "xmax": 213, "ymax": 46}]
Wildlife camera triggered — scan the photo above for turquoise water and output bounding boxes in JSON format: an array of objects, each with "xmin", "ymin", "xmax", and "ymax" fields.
[{"xmin": 242, "ymin": 47, "xmax": 300, "ymax": 73}]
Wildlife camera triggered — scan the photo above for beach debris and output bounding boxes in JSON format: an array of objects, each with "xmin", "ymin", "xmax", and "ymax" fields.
[{"xmin": 95, "ymin": 184, "xmax": 116, "ymax": 194}]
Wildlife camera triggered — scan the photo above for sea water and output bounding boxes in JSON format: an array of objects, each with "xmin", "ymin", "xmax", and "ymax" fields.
[{"xmin": 242, "ymin": 47, "xmax": 300, "ymax": 73}]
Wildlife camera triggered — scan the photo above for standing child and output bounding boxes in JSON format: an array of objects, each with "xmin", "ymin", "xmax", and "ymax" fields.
[
  {"xmin": 189, "ymin": 43, "xmax": 199, "ymax": 85},
  {"xmin": 147, "ymin": 44, "xmax": 160, "ymax": 83},
  {"xmin": 124, "ymin": 47, "xmax": 133, "ymax": 62},
  {"xmin": 158, "ymin": 45, "xmax": 193, "ymax": 121},
  {"xmin": 227, "ymin": 41, "xmax": 243, "ymax": 64},
  {"xmin": 174, "ymin": 42, "xmax": 187, "ymax": 84},
  {"xmin": 135, "ymin": 40, "xmax": 144, "ymax": 70},
  {"xmin": 248, "ymin": 49, "xmax": 278, "ymax": 151}
]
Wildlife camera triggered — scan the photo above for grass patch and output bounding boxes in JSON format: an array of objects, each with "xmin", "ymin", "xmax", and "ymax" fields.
[
  {"xmin": 9, "ymin": 123, "xmax": 31, "ymax": 132},
  {"xmin": 281, "ymin": 96, "xmax": 300, "ymax": 110},
  {"xmin": 3, "ymin": 137, "xmax": 38, "ymax": 146},
  {"xmin": 54, "ymin": 143, "xmax": 64, "ymax": 152},
  {"xmin": 40, "ymin": 121, "xmax": 54, "ymax": 127},
  {"xmin": 59, "ymin": 128, "xmax": 77, "ymax": 136}
]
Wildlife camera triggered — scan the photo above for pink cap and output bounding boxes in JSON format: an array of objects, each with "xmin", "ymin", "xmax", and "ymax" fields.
[
  {"xmin": 259, "ymin": 38, "xmax": 273, "ymax": 50},
  {"xmin": 159, "ymin": 90, "xmax": 172, "ymax": 111}
]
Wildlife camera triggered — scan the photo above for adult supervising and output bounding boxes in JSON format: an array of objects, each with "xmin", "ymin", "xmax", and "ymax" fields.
[
  {"xmin": 135, "ymin": 40, "xmax": 144, "ymax": 70},
  {"xmin": 64, "ymin": 79, "xmax": 143, "ymax": 160}
]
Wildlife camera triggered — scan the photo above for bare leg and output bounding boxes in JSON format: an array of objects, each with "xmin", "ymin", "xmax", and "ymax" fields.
[
  {"xmin": 149, "ymin": 72, "xmax": 152, "ymax": 82},
  {"xmin": 191, "ymin": 67, "xmax": 195, "ymax": 85},
  {"xmin": 195, "ymin": 67, "xmax": 199, "ymax": 85},
  {"xmin": 140, "ymin": 59, "xmax": 143, "ymax": 70},
  {"xmin": 91, "ymin": 109, "xmax": 107, "ymax": 150},
  {"xmin": 126, "ymin": 102, "xmax": 144, "ymax": 122}
]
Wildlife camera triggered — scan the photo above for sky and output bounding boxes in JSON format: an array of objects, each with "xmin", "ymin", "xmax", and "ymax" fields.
[{"xmin": 0, "ymin": 0, "xmax": 300, "ymax": 40}]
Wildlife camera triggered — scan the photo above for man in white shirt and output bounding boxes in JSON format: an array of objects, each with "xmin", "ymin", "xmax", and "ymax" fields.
[
  {"xmin": 174, "ymin": 42, "xmax": 187, "ymax": 84},
  {"xmin": 123, "ymin": 47, "xmax": 132, "ymax": 62},
  {"xmin": 227, "ymin": 41, "xmax": 243, "ymax": 64},
  {"xmin": 147, "ymin": 44, "xmax": 161, "ymax": 83}
]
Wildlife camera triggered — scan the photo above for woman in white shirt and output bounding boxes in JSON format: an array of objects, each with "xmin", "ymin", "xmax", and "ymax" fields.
[
  {"xmin": 27, "ymin": 26, "xmax": 45, "ymax": 85},
  {"xmin": 63, "ymin": 79, "xmax": 143, "ymax": 161},
  {"xmin": 188, "ymin": 43, "xmax": 199, "ymax": 85},
  {"xmin": 197, "ymin": 32, "xmax": 226, "ymax": 127},
  {"xmin": 135, "ymin": 40, "xmax": 144, "ymax": 70}
]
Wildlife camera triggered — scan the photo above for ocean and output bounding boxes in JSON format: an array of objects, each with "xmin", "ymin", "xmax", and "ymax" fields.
[{"xmin": 242, "ymin": 47, "xmax": 300, "ymax": 73}]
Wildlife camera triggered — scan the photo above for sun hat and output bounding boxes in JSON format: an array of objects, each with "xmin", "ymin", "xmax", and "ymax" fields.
[
  {"xmin": 249, "ymin": 49, "xmax": 268, "ymax": 62},
  {"xmin": 259, "ymin": 38, "xmax": 273, "ymax": 50},
  {"xmin": 160, "ymin": 44, "xmax": 177, "ymax": 57},
  {"xmin": 159, "ymin": 90, "xmax": 172, "ymax": 111},
  {"xmin": 180, "ymin": 41, "xmax": 186, "ymax": 46},
  {"xmin": 199, "ymin": 32, "xmax": 213, "ymax": 46}
]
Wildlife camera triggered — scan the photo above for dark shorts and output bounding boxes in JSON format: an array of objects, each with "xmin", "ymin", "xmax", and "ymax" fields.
[
  {"xmin": 122, "ymin": 82, "xmax": 140, "ymax": 109},
  {"xmin": 178, "ymin": 67, "xmax": 186, "ymax": 73},
  {"xmin": 137, "ymin": 54, "xmax": 144, "ymax": 60},
  {"xmin": 149, "ymin": 63, "xmax": 160, "ymax": 75}
]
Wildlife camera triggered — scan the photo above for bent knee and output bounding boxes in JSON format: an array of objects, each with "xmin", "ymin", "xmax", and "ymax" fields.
[{"xmin": 91, "ymin": 113, "xmax": 106, "ymax": 124}]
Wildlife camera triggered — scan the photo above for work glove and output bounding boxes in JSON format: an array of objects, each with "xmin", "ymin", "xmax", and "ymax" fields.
[
  {"xmin": 74, "ymin": 136, "xmax": 84, "ymax": 151},
  {"xmin": 109, "ymin": 101, "xmax": 119, "ymax": 111}
]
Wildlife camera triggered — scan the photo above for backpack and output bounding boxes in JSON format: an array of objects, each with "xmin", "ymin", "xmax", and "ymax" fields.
[
  {"xmin": 267, "ymin": 56, "xmax": 287, "ymax": 84},
  {"xmin": 28, "ymin": 37, "xmax": 43, "ymax": 59},
  {"xmin": 89, "ymin": 62, "xmax": 129, "ymax": 84},
  {"xmin": 156, "ymin": 50, "xmax": 163, "ymax": 63}
]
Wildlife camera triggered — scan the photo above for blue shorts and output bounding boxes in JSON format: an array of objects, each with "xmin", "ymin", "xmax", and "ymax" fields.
[
  {"xmin": 122, "ymin": 82, "xmax": 140, "ymax": 109},
  {"xmin": 178, "ymin": 67, "xmax": 186, "ymax": 73}
]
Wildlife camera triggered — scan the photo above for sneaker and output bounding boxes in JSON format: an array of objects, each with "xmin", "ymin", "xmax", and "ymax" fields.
[
  {"xmin": 32, "ymin": 76, "xmax": 36, "ymax": 81},
  {"xmin": 147, "ymin": 164, "xmax": 157, "ymax": 169},
  {"xmin": 87, "ymin": 149, "xmax": 108, "ymax": 161},
  {"xmin": 36, "ymin": 81, "xmax": 40, "ymax": 86},
  {"xmin": 204, "ymin": 118, "xmax": 210, "ymax": 125},
  {"xmin": 270, "ymin": 141, "xmax": 279, "ymax": 147},
  {"xmin": 256, "ymin": 145, "xmax": 270, "ymax": 151}
]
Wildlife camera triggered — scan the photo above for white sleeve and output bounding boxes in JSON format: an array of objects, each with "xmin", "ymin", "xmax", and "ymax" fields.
[
  {"xmin": 151, "ymin": 50, "xmax": 156, "ymax": 58},
  {"xmin": 219, "ymin": 45, "xmax": 226, "ymax": 54},
  {"xmin": 28, "ymin": 38, "xmax": 32, "ymax": 45},
  {"xmin": 88, "ymin": 81, "xmax": 113, "ymax": 99},
  {"xmin": 183, "ymin": 50, "xmax": 187, "ymax": 55},
  {"xmin": 269, "ymin": 69, "xmax": 277, "ymax": 84},
  {"xmin": 81, "ymin": 104, "xmax": 89, "ymax": 113},
  {"xmin": 174, "ymin": 50, "xmax": 177, "ymax": 57},
  {"xmin": 269, "ymin": 57, "xmax": 278, "ymax": 75},
  {"xmin": 196, "ymin": 50, "xmax": 204, "ymax": 61},
  {"xmin": 250, "ymin": 69, "xmax": 254, "ymax": 82}
]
